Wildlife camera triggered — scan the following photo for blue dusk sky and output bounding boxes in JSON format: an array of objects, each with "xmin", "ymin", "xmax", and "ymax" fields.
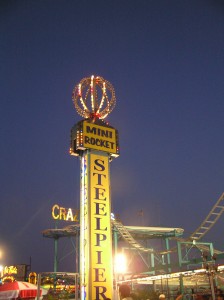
[{"xmin": 0, "ymin": 0, "xmax": 224, "ymax": 273}]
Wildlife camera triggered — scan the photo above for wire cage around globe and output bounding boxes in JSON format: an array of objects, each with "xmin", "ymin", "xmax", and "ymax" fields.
[{"xmin": 72, "ymin": 75, "xmax": 116, "ymax": 119}]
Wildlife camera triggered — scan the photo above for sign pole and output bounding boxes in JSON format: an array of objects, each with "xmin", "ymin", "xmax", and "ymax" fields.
[{"xmin": 70, "ymin": 75, "xmax": 119, "ymax": 300}]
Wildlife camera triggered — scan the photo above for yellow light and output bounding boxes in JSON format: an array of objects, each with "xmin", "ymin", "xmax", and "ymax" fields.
[
  {"xmin": 114, "ymin": 253, "xmax": 127, "ymax": 274},
  {"xmin": 78, "ymin": 84, "xmax": 81, "ymax": 96},
  {"xmin": 0, "ymin": 264, "xmax": 3, "ymax": 277}
]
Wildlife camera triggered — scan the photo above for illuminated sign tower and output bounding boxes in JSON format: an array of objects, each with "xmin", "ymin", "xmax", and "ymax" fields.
[{"xmin": 70, "ymin": 75, "xmax": 119, "ymax": 300}]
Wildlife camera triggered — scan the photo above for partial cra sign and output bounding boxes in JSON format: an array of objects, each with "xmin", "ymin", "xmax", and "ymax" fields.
[{"xmin": 52, "ymin": 204, "xmax": 79, "ymax": 222}]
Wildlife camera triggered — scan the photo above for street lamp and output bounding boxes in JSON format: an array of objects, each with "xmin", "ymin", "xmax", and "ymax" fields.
[
  {"xmin": 114, "ymin": 253, "xmax": 127, "ymax": 298},
  {"xmin": 0, "ymin": 265, "xmax": 3, "ymax": 279},
  {"xmin": 114, "ymin": 253, "xmax": 127, "ymax": 274},
  {"xmin": 115, "ymin": 253, "xmax": 127, "ymax": 283},
  {"xmin": 0, "ymin": 249, "xmax": 3, "ymax": 279}
]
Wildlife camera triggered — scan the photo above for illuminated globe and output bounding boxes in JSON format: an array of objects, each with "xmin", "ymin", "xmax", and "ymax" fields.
[{"xmin": 72, "ymin": 75, "xmax": 116, "ymax": 119}]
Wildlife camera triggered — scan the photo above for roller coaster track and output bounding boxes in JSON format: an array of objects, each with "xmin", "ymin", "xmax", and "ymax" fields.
[
  {"xmin": 112, "ymin": 218, "xmax": 154, "ymax": 253},
  {"xmin": 112, "ymin": 193, "xmax": 224, "ymax": 255},
  {"xmin": 168, "ymin": 193, "xmax": 224, "ymax": 255},
  {"xmin": 180, "ymin": 192, "xmax": 224, "ymax": 255},
  {"xmin": 189, "ymin": 192, "xmax": 224, "ymax": 240}
]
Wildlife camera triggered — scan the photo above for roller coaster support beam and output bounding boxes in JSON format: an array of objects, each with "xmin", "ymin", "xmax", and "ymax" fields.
[
  {"xmin": 113, "ymin": 228, "xmax": 118, "ymax": 257},
  {"xmin": 54, "ymin": 221, "xmax": 58, "ymax": 272},
  {"xmin": 165, "ymin": 238, "xmax": 171, "ymax": 273},
  {"xmin": 179, "ymin": 274, "xmax": 184, "ymax": 294},
  {"xmin": 150, "ymin": 252, "xmax": 155, "ymax": 275},
  {"xmin": 177, "ymin": 241, "xmax": 182, "ymax": 268},
  {"xmin": 177, "ymin": 240, "xmax": 214, "ymax": 268}
]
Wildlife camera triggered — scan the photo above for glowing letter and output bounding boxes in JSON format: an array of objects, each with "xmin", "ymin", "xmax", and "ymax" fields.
[
  {"xmin": 66, "ymin": 208, "xmax": 74, "ymax": 221},
  {"xmin": 52, "ymin": 204, "xmax": 60, "ymax": 220}
]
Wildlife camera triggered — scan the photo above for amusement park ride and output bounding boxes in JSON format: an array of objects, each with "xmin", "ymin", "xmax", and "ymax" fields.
[
  {"xmin": 43, "ymin": 192, "xmax": 224, "ymax": 269},
  {"xmin": 42, "ymin": 75, "xmax": 224, "ymax": 299}
]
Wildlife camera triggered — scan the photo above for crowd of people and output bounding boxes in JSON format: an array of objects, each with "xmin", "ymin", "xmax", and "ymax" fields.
[{"xmin": 111, "ymin": 285, "xmax": 224, "ymax": 300}]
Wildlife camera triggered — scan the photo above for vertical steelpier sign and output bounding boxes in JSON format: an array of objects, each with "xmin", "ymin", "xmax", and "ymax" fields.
[{"xmin": 70, "ymin": 75, "xmax": 119, "ymax": 300}]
